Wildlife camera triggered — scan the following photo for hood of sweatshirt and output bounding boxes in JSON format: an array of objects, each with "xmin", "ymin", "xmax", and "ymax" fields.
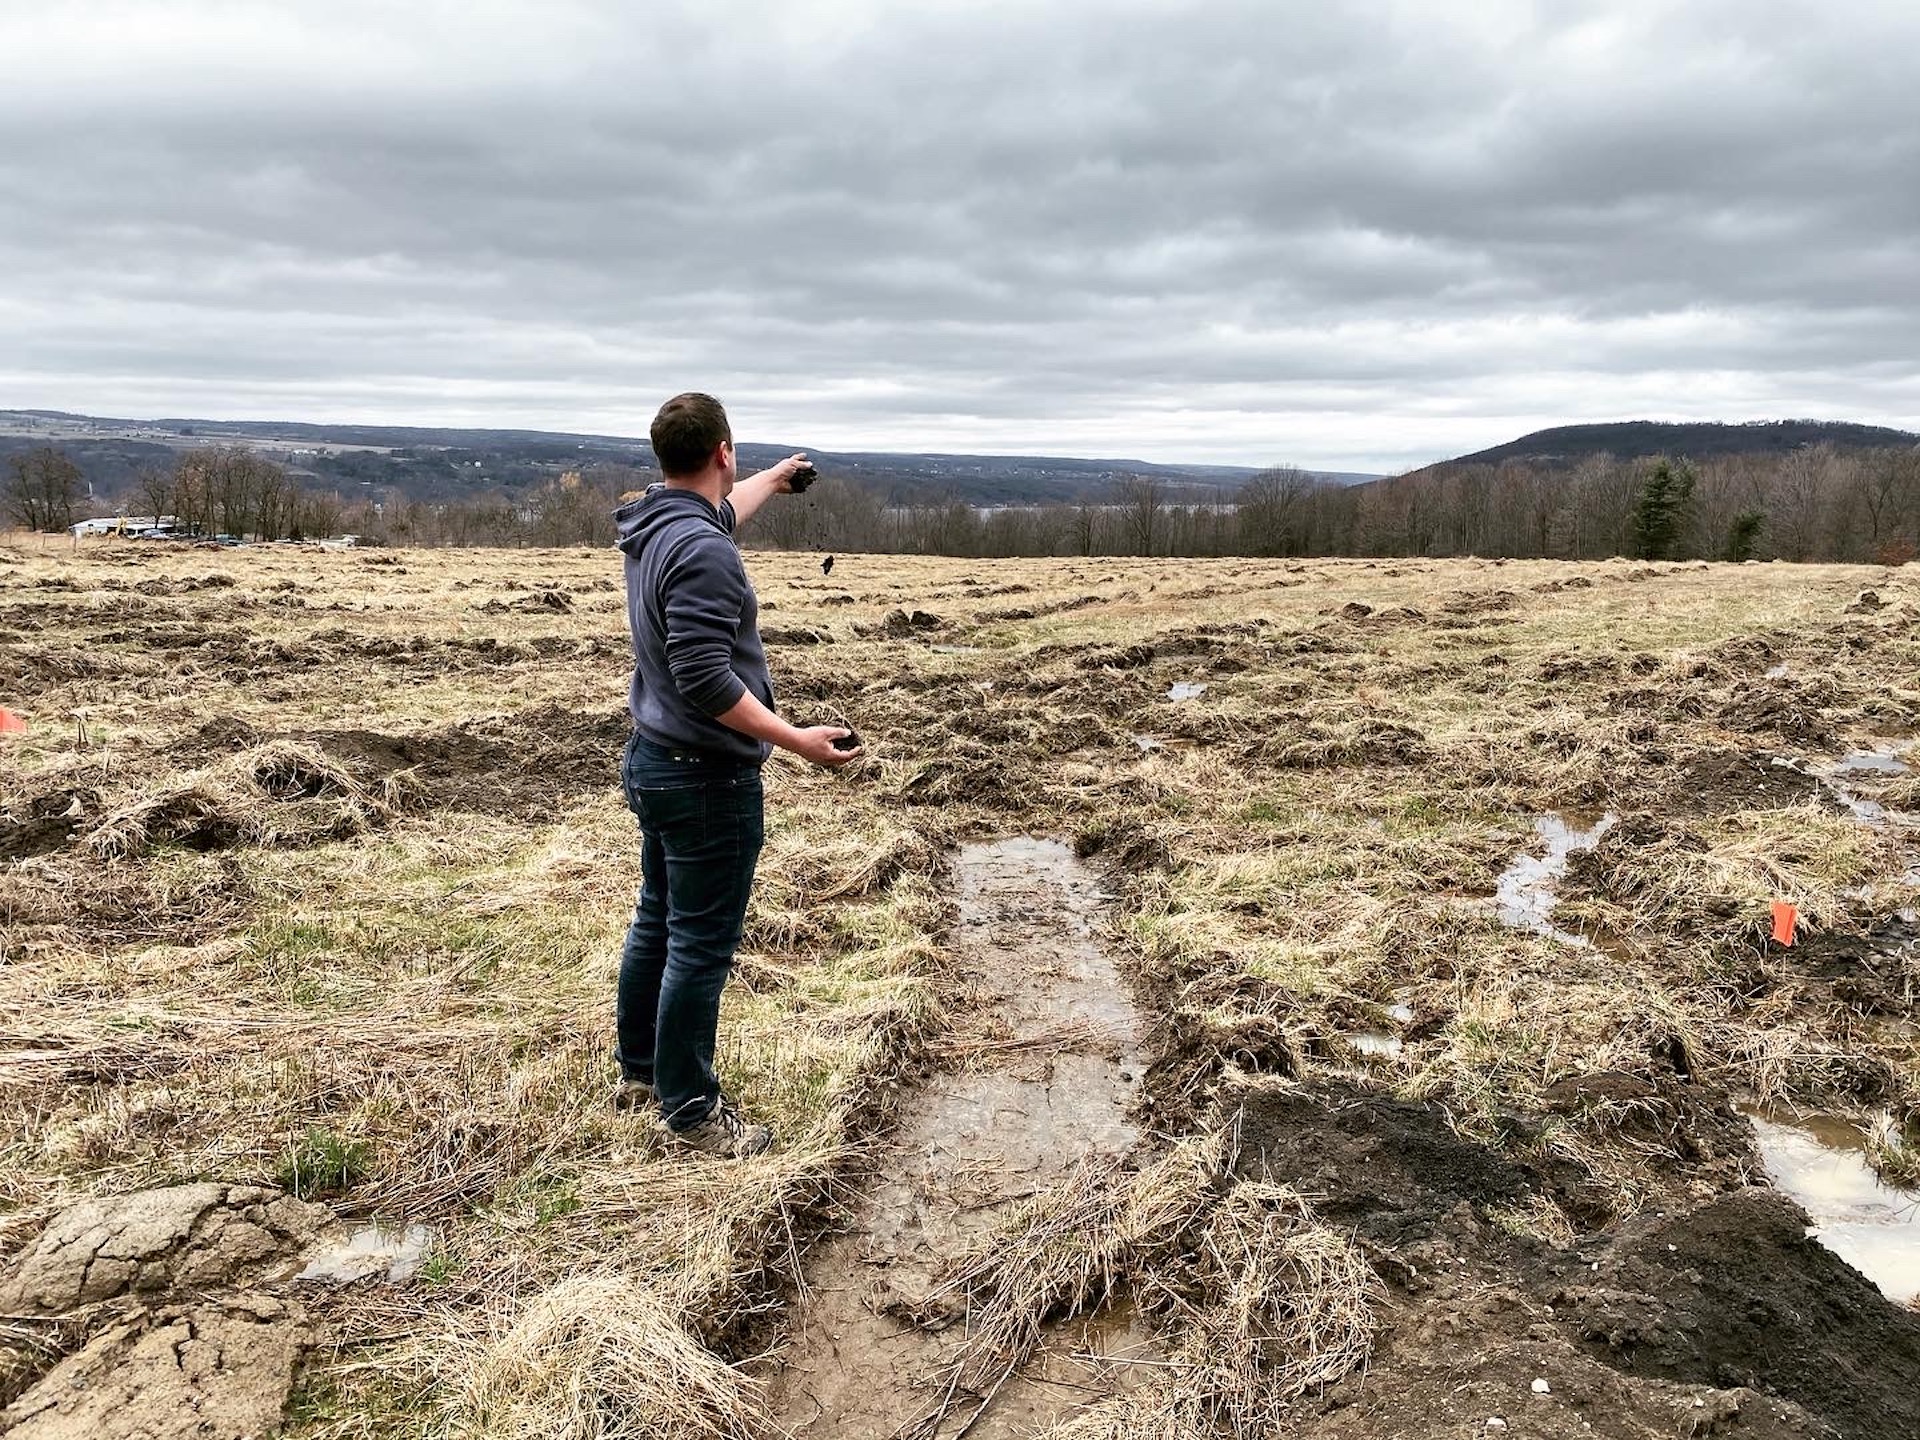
[{"xmin": 615, "ymin": 483, "xmax": 730, "ymax": 559}]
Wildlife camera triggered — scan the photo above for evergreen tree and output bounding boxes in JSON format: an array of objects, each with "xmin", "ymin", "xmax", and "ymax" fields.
[
  {"xmin": 1630, "ymin": 459, "xmax": 1697, "ymax": 560},
  {"xmin": 1722, "ymin": 510, "xmax": 1765, "ymax": 562}
]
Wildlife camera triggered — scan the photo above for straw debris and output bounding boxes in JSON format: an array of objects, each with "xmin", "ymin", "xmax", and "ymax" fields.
[{"xmin": 445, "ymin": 1271, "xmax": 760, "ymax": 1440}]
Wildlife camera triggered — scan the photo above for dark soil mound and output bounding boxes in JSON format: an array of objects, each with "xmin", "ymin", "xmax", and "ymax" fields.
[
  {"xmin": 1231, "ymin": 1084, "xmax": 1538, "ymax": 1248},
  {"xmin": 1669, "ymin": 750, "xmax": 1825, "ymax": 815},
  {"xmin": 312, "ymin": 704, "xmax": 627, "ymax": 815},
  {"xmin": 1550, "ymin": 1188, "xmax": 1920, "ymax": 1440},
  {"xmin": 0, "ymin": 788, "xmax": 96, "ymax": 862},
  {"xmin": 1785, "ymin": 913, "xmax": 1920, "ymax": 1015}
]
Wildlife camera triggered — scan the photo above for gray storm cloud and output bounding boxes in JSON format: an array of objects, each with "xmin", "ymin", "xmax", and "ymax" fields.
[{"xmin": 1, "ymin": 0, "xmax": 1914, "ymax": 470}]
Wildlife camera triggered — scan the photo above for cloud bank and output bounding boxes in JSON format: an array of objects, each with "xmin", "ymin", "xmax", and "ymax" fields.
[{"xmin": 2, "ymin": 0, "xmax": 1914, "ymax": 470}]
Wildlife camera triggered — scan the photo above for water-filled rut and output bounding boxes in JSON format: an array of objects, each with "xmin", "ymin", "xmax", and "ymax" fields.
[{"xmin": 763, "ymin": 837, "xmax": 1148, "ymax": 1439}]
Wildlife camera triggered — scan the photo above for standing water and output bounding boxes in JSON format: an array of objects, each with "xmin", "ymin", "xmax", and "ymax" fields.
[
  {"xmin": 1746, "ymin": 1108, "xmax": 1920, "ymax": 1305},
  {"xmin": 294, "ymin": 1222, "xmax": 433, "ymax": 1284},
  {"xmin": 1493, "ymin": 813, "xmax": 1618, "ymax": 947}
]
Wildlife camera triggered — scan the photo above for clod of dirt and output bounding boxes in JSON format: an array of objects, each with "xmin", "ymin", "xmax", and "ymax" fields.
[
  {"xmin": 1665, "ymin": 749, "xmax": 1824, "ymax": 815},
  {"xmin": 1782, "ymin": 912, "xmax": 1920, "ymax": 1014},
  {"xmin": 0, "ymin": 1183, "xmax": 332, "ymax": 1316},
  {"xmin": 1716, "ymin": 682, "xmax": 1837, "ymax": 745},
  {"xmin": 3, "ymin": 1293, "xmax": 313, "ymax": 1440},
  {"xmin": 1443, "ymin": 590, "xmax": 1519, "ymax": 615},
  {"xmin": 1845, "ymin": 589, "xmax": 1885, "ymax": 614},
  {"xmin": 760, "ymin": 626, "xmax": 834, "ymax": 646},
  {"xmin": 1229, "ymin": 1083, "xmax": 1540, "ymax": 1252},
  {"xmin": 479, "ymin": 589, "xmax": 574, "ymax": 614},
  {"xmin": 1078, "ymin": 642, "xmax": 1156, "ymax": 670},
  {"xmin": 1540, "ymin": 1071, "xmax": 1660, "ymax": 1110},
  {"xmin": 82, "ymin": 742, "xmax": 398, "ymax": 858},
  {"xmin": 1266, "ymin": 718, "xmax": 1430, "ymax": 768},
  {"xmin": 1550, "ymin": 1188, "xmax": 1920, "ymax": 1440},
  {"xmin": 1538, "ymin": 1071, "xmax": 1753, "ymax": 1185},
  {"xmin": 859, "ymin": 608, "xmax": 945, "ymax": 637},
  {"xmin": 0, "ymin": 788, "xmax": 96, "ymax": 861},
  {"xmin": 1338, "ymin": 601, "xmax": 1374, "ymax": 620},
  {"xmin": 1536, "ymin": 650, "xmax": 1620, "ymax": 682}
]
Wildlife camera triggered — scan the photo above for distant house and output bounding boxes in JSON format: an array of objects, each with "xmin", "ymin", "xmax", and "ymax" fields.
[{"xmin": 69, "ymin": 515, "xmax": 181, "ymax": 538}]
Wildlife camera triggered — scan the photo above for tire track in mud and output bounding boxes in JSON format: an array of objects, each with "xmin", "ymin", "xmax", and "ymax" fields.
[{"xmin": 763, "ymin": 837, "xmax": 1150, "ymax": 1440}]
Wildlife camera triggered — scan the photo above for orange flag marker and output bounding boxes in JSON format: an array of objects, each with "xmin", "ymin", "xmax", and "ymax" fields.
[
  {"xmin": 1771, "ymin": 901, "xmax": 1799, "ymax": 947},
  {"xmin": 0, "ymin": 707, "xmax": 26, "ymax": 735}
]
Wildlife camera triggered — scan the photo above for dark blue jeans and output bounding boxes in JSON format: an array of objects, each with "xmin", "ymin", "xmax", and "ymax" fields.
[{"xmin": 617, "ymin": 733, "xmax": 766, "ymax": 1131}]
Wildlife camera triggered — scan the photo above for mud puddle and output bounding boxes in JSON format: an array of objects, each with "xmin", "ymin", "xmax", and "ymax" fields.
[
  {"xmin": 294, "ymin": 1221, "xmax": 433, "ymax": 1284},
  {"xmin": 765, "ymin": 837, "xmax": 1147, "ymax": 1439},
  {"xmin": 1775, "ymin": 743, "xmax": 1917, "ymax": 831},
  {"xmin": 1745, "ymin": 1106, "xmax": 1920, "ymax": 1304},
  {"xmin": 1492, "ymin": 812, "xmax": 1617, "ymax": 946},
  {"xmin": 1345, "ymin": 1001, "xmax": 1414, "ymax": 1061}
]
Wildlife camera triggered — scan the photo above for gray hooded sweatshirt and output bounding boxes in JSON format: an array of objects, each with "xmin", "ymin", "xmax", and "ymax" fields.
[{"xmin": 614, "ymin": 485, "xmax": 774, "ymax": 765}]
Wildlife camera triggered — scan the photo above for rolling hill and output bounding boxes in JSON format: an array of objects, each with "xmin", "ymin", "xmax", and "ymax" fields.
[
  {"xmin": 1433, "ymin": 419, "xmax": 1918, "ymax": 471},
  {"xmin": 0, "ymin": 410, "xmax": 1378, "ymax": 508}
]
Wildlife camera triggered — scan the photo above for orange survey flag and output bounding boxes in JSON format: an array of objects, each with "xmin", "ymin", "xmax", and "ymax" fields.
[
  {"xmin": 1771, "ymin": 901, "xmax": 1798, "ymax": 947},
  {"xmin": 0, "ymin": 707, "xmax": 25, "ymax": 735}
]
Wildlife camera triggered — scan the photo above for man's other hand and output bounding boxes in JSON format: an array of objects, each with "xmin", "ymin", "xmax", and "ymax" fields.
[
  {"xmin": 789, "ymin": 725, "xmax": 862, "ymax": 768},
  {"xmin": 771, "ymin": 454, "xmax": 812, "ymax": 492}
]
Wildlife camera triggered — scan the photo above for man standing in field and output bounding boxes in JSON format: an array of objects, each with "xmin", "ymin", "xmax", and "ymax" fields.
[{"xmin": 613, "ymin": 392, "xmax": 861, "ymax": 1157}]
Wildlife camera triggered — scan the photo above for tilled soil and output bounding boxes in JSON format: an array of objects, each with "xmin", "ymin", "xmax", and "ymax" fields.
[
  {"xmin": 1227, "ymin": 1081, "xmax": 1920, "ymax": 1439},
  {"xmin": 7, "ymin": 546, "xmax": 1920, "ymax": 1439}
]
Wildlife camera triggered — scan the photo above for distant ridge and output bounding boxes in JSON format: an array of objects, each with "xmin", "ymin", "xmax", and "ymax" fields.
[
  {"xmin": 0, "ymin": 408, "xmax": 1379, "ymax": 505},
  {"xmin": 1433, "ymin": 419, "xmax": 1918, "ymax": 471}
]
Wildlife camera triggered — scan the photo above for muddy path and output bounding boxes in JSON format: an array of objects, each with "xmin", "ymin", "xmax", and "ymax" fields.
[{"xmin": 763, "ymin": 838, "xmax": 1150, "ymax": 1440}]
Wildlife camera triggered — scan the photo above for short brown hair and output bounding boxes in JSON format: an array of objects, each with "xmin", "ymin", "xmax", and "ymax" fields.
[{"xmin": 649, "ymin": 392, "xmax": 731, "ymax": 478}]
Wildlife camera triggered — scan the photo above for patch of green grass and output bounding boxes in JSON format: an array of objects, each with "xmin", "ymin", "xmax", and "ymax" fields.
[
  {"xmin": 418, "ymin": 1248, "xmax": 460, "ymax": 1285},
  {"xmin": 491, "ymin": 1169, "xmax": 583, "ymax": 1226},
  {"xmin": 277, "ymin": 1125, "xmax": 371, "ymax": 1199}
]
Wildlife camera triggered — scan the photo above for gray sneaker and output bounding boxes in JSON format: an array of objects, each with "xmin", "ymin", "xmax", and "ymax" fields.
[
  {"xmin": 671, "ymin": 1097, "xmax": 772, "ymax": 1158},
  {"xmin": 613, "ymin": 1079, "xmax": 655, "ymax": 1113}
]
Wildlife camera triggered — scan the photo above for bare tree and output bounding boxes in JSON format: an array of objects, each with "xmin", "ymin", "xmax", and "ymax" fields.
[
  {"xmin": 5, "ymin": 447, "xmax": 84, "ymax": 532},
  {"xmin": 1115, "ymin": 474, "xmax": 1163, "ymax": 556},
  {"xmin": 1238, "ymin": 465, "xmax": 1316, "ymax": 555},
  {"xmin": 1855, "ymin": 451, "xmax": 1920, "ymax": 560},
  {"xmin": 1767, "ymin": 444, "xmax": 1839, "ymax": 561}
]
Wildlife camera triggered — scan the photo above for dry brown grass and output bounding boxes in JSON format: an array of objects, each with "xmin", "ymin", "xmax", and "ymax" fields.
[
  {"xmin": 444, "ymin": 1271, "xmax": 760, "ymax": 1440},
  {"xmin": 4, "ymin": 539, "xmax": 1918, "ymax": 1433}
]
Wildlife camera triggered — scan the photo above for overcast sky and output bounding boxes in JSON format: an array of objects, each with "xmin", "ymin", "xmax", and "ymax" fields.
[{"xmin": 1, "ymin": 1, "xmax": 1915, "ymax": 472}]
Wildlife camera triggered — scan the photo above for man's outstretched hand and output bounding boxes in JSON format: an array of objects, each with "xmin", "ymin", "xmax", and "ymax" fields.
[
  {"xmin": 789, "ymin": 725, "xmax": 863, "ymax": 768},
  {"xmin": 771, "ymin": 454, "xmax": 812, "ymax": 492}
]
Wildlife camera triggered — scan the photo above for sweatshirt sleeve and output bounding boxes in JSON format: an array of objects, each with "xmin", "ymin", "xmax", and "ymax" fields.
[{"xmin": 660, "ymin": 533, "xmax": 750, "ymax": 716}]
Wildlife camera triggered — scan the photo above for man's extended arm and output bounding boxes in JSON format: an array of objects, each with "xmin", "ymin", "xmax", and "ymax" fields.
[
  {"xmin": 714, "ymin": 690, "xmax": 861, "ymax": 768},
  {"xmin": 661, "ymin": 532, "xmax": 860, "ymax": 769},
  {"xmin": 728, "ymin": 453, "xmax": 810, "ymax": 528}
]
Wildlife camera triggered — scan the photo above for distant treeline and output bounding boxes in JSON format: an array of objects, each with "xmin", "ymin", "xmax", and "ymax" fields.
[
  {"xmin": 21, "ymin": 439, "xmax": 1920, "ymax": 564},
  {"xmin": 755, "ymin": 445, "xmax": 1920, "ymax": 564}
]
